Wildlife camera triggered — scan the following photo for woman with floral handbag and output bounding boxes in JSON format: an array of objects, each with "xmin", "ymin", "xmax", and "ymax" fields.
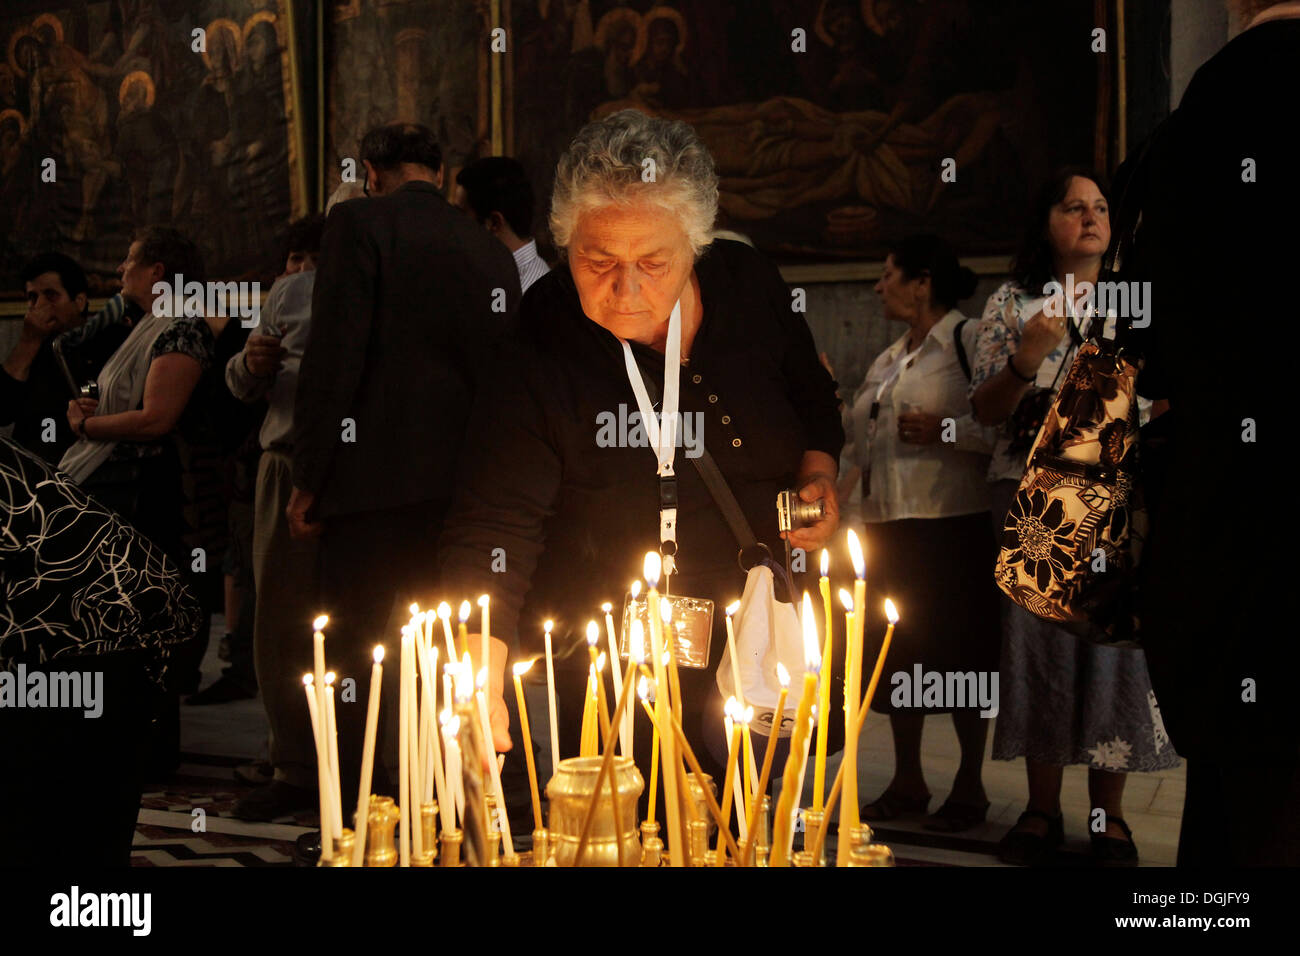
[{"xmin": 968, "ymin": 168, "xmax": 1178, "ymax": 867}]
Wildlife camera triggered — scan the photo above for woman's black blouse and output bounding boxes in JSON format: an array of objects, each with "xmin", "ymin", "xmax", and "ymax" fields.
[{"xmin": 436, "ymin": 239, "xmax": 842, "ymax": 665}]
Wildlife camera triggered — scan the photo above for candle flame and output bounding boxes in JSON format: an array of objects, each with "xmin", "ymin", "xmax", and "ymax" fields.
[
  {"xmin": 637, "ymin": 675, "xmax": 651, "ymax": 700},
  {"xmin": 439, "ymin": 708, "xmax": 451, "ymax": 726},
  {"xmin": 477, "ymin": 593, "xmax": 490, "ymax": 608},
  {"xmin": 776, "ymin": 662, "xmax": 790, "ymax": 687},
  {"xmin": 458, "ymin": 600, "xmax": 471, "ymax": 622},
  {"xmin": 586, "ymin": 620, "xmax": 599, "ymax": 646},
  {"xmin": 725, "ymin": 600, "xmax": 740, "ymax": 617},
  {"xmin": 513, "ymin": 659, "xmax": 536, "ymax": 677},
  {"xmin": 662, "ymin": 650, "xmax": 671, "ymax": 667},
  {"xmin": 409, "ymin": 602, "xmax": 419, "ymax": 616},
  {"xmin": 312, "ymin": 614, "xmax": 329, "ymax": 631},
  {"xmin": 601, "ymin": 602, "xmax": 612, "ymax": 613},
  {"xmin": 801, "ymin": 592, "xmax": 821, "ymax": 672},
  {"xmin": 373, "ymin": 645, "xmax": 384, "ymax": 664},
  {"xmin": 596, "ymin": 652, "xmax": 606, "ymax": 672},
  {"xmin": 437, "ymin": 602, "xmax": 451, "ymax": 620},
  {"xmin": 643, "ymin": 551, "xmax": 661, "ymax": 589},
  {"xmin": 442, "ymin": 714, "xmax": 460, "ymax": 738},
  {"xmin": 630, "ymin": 580, "xmax": 641, "ymax": 599},
  {"xmin": 430, "ymin": 645, "xmax": 439, "ymax": 662},
  {"xmin": 820, "ymin": 549, "xmax": 829, "ymax": 577},
  {"xmin": 544, "ymin": 619, "xmax": 553, "ymax": 634},
  {"xmin": 476, "ymin": 666, "xmax": 487, "ymax": 690},
  {"xmin": 847, "ymin": 530, "xmax": 865, "ymax": 579},
  {"xmin": 839, "ymin": 588, "xmax": 854, "ymax": 612},
  {"xmin": 302, "ymin": 673, "xmax": 313, "ymax": 687},
  {"xmin": 660, "ymin": 599, "xmax": 672, "ymax": 624},
  {"xmin": 885, "ymin": 598, "xmax": 899, "ymax": 624},
  {"xmin": 724, "ymin": 696, "xmax": 738, "ymax": 718},
  {"xmin": 630, "ymin": 619, "xmax": 645, "ymax": 663},
  {"xmin": 325, "ymin": 671, "xmax": 336, "ymax": 686},
  {"xmin": 741, "ymin": 705, "xmax": 754, "ymax": 725}
]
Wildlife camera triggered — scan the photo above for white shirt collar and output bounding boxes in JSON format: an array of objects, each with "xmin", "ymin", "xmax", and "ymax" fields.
[{"xmin": 513, "ymin": 239, "xmax": 540, "ymax": 269}]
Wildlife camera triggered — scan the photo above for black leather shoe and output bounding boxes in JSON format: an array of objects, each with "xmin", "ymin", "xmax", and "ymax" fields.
[
  {"xmin": 1091, "ymin": 816, "xmax": 1139, "ymax": 867},
  {"xmin": 997, "ymin": 809, "xmax": 1064, "ymax": 866}
]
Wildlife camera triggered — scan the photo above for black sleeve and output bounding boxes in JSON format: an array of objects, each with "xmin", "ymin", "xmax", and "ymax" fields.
[
  {"xmin": 435, "ymin": 340, "xmax": 564, "ymax": 644},
  {"xmin": 292, "ymin": 201, "xmax": 377, "ymax": 494},
  {"xmin": 752, "ymin": 248, "xmax": 845, "ymax": 462},
  {"xmin": 0, "ymin": 367, "xmax": 28, "ymax": 427}
]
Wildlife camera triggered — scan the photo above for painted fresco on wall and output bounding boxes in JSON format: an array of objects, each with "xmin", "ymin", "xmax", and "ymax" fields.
[
  {"xmin": 510, "ymin": 0, "xmax": 1109, "ymax": 261},
  {"xmin": 325, "ymin": 0, "xmax": 483, "ymax": 197},
  {"xmin": 0, "ymin": 0, "xmax": 304, "ymax": 295}
]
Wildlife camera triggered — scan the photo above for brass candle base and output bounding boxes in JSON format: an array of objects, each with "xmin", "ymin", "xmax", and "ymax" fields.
[
  {"xmin": 849, "ymin": 842, "xmax": 895, "ymax": 867},
  {"xmin": 420, "ymin": 801, "xmax": 439, "ymax": 863},
  {"xmin": 792, "ymin": 849, "xmax": 814, "ymax": 867},
  {"xmin": 320, "ymin": 828, "xmax": 355, "ymax": 866},
  {"xmin": 501, "ymin": 853, "xmax": 521, "ymax": 867},
  {"xmin": 487, "ymin": 829, "xmax": 502, "ymax": 866},
  {"xmin": 440, "ymin": 828, "xmax": 463, "ymax": 866},
  {"xmin": 411, "ymin": 850, "xmax": 436, "ymax": 867},
  {"xmin": 364, "ymin": 796, "xmax": 400, "ymax": 867},
  {"xmin": 531, "ymin": 828, "xmax": 551, "ymax": 867},
  {"xmin": 688, "ymin": 819, "xmax": 710, "ymax": 865},
  {"xmin": 804, "ymin": 809, "xmax": 826, "ymax": 867},
  {"xmin": 639, "ymin": 822, "xmax": 662, "ymax": 867}
]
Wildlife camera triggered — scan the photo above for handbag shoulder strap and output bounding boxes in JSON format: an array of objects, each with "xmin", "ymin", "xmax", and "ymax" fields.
[{"xmin": 953, "ymin": 318, "xmax": 971, "ymax": 379}]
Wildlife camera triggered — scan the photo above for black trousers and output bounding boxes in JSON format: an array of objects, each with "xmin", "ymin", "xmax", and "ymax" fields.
[
  {"xmin": 317, "ymin": 500, "xmax": 449, "ymax": 825},
  {"xmin": 1178, "ymin": 754, "xmax": 1300, "ymax": 866}
]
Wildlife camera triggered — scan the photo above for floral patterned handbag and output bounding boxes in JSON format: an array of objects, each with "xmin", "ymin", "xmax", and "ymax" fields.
[{"xmin": 994, "ymin": 331, "xmax": 1147, "ymax": 645}]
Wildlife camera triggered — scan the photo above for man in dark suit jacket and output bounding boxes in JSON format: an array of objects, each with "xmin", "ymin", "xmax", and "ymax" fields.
[
  {"xmin": 1130, "ymin": 0, "xmax": 1298, "ymax": 866},
  {"xmin": 287, "ymin": 124, "xmax": 520, "ymax": 822}
]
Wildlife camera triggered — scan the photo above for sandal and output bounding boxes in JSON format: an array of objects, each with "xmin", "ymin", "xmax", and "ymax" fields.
[
  {"xmin": 923, "ymin": 797, "xmax": 991, "ymax": 833},
  {"xmin": 997, "ymin": 809, "xmax": 1064, "ymax": 866},
  {"xmin": 1091, "ymin": 816, "xmax": 1139, "ymax": 867},
  {"xmin": 861, "ymin": 788, "xmax": 932, "ymax": 822}
]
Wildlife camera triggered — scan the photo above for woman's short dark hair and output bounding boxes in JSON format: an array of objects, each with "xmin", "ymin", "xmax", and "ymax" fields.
[
  {"xmin": 360, "ymin": 123, "xmax": 442, "ymax": 174},
  {"xmin": 886, "ymin": 234, "xmax": 978, "ymax": 311},
  {"xmin": 285, "ymin": 214, "xmax": 325, "ymax": 256},
  {"xmin": 1011, "ymin": 166, "xmax": 1110, "ymax": 293},
  {"xmin": 133, "ymin": 225, "xmax": 204, "ymax": 283},
  {"xmin": 20, "ymin": 252, "xmax": 89, "ymax": 302}
]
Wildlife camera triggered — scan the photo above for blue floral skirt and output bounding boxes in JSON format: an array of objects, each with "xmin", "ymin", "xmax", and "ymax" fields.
[{"xmin": 988, "ymin": 480, "xmax": 1180, "ymax": 773}]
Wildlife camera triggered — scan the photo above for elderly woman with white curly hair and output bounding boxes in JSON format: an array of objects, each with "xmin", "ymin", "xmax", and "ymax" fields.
[{"xmin": 435, "ymin": 109, "xmax": 843, "ymax": 809}]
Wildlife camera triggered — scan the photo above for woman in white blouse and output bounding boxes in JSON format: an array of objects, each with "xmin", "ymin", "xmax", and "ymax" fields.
[{"xmin": 844, "ymin": 235, "xmax": 999, "ymax": 833}]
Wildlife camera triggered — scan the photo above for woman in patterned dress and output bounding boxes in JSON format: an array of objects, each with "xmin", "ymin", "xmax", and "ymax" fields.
[{"xmin": 968, "ymin": 168, "xmax": 1179, "ymax": 866}]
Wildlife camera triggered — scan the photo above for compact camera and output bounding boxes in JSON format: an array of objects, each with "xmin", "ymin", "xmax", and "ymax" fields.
[
  {"xmin": 776, "ymin": 489, "xmax": 825, "ymax": 533},
  {"xmin": 79, "ymin": 382, "xmax": 100, "ymax": 401}
]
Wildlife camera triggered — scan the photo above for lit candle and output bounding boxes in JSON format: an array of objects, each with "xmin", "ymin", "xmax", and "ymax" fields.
[
  {"xmin": 723, "ymin": 599, "xmax": 751, "ymax": 813},
  {"xmin": 457, "ymin": 601, "xmax": 472, "ymax": 660},
  {"xmin": 438, "ymin": 602, "xmax": 456, "ymax": 666},
  {"xmin": 323, "ymin": 671, "xmax": 343, "ymax": 839},
  {"xmin": 406, "ymin": 635, "xmax": 424, "ymax": 861},
  {"xmin": 638, "ymin": 676, "xmax": 659, "ymax": 827},
  {"xmin": 839, "ymin": 532, "xmax": 866, "ymax": 866},
  {"xmin": 477, "ymin": 594, "xmax": 491, "ymax": 681},
  {"xmin": 744, "ymin": 663, "xmax": 788, "ymax": 865},
  {"xmin": 587, "ymin": 622, "xmax": 612, "ymax": 748},
  {"xmin": 311, "ymin": 614, "xmax": 328, "ymax": 710},
  {"xmin": 716, "ymin": 697, "xmax": 743, "ymax": 865},
  {"xmin": 303, "ymin": 674, "xmax": 333, "ymax": 862},
  {"xmin": 442, "ymin": 714, "xmax": 464, "ymax": 825},
  {"xmin": 645, "ymin": 551, "xmax": 684, "ymax": 868},
  {"xmin": 770, "ymin": 593, "xmax": 821, "ymax": 867},
  {"xmin": 738, "ymin": 704, "xmax": 753, "ymax": 844},
  {"xmin": 814, "ymin": 551, "xmax": 833, "ymax": 812},
  {"xmin": 398, "ymin": 631, "xmax": 412, "ymax": 866},
  {"xmin": 424, "ymin": 646, "xmax": 451, "ymax": 832},
  {"xmin": 512, "ymin": 660, "xmax": 544, "ymax": 831},
  {"xmin": 543, "ymin": 620, "xmax": 559, "ymax": 771},
  {"xmin": 580, "ymin": 662, "xmax": 597, "ymax": 757},
  {"xmin": 352, "ymin": 646, "xmax": 385, "ymax": 866},
  {"xmin": 475, "ymin": 670, "xmax": 516, "ymax": 861},
  {"xmin": 861, "ymin": 599, "xmax": 900, "ymax": 724},
  {"xmin": 602, "ymin": 602, "xmax": 630, "ymax": 756}
]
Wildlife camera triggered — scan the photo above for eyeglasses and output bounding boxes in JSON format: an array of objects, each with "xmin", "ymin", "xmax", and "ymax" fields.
[{"xmin": 363, "ymin": 174, "xmax": 370, "ymax": 197}]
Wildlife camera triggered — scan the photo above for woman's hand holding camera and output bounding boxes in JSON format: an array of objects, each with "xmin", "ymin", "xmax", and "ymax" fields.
[
  {"xmin": 66, "ymin": 397, "xmax": 98, "ymax": 438},
  {"xmin": 897, "ymin": 410, "xmax": 943, "ymax": 444}
]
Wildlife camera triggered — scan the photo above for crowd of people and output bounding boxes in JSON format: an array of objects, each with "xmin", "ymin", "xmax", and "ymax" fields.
[{"xmin": 1, "ymin": 0, "xmax": 1294, "ymax": 870}]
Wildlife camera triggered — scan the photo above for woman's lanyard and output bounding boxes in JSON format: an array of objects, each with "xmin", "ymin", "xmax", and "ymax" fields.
[
  {"xmin": 620, "ymin": 299, "xmax": 683, "ymax": 577},
  {"xmin": 867, "ymin": 338, "xmax": 924, "ymax": 431}
]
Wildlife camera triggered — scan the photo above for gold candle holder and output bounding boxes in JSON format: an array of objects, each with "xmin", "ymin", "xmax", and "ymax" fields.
[
  {"xmin": 547, "ymin": 756, "xmax": 643, "ymax": 867},
  {"xmin": 848, "ymin": 823, "xmax": 874, "ymax": 849},
  {"xmin": 639, "ymin": 821, "xmax": 662, "ymax": 867},
  {"xmin": 440, "ymin": 827, "xmax": 463, "ymax": 866},
  {"xmin": 755, "ymin": 796, "xmax": 771, "ymax": 867},
  {"xmin": 420, "ymin": 801, "xmax": 439, "ymax": 863},
  {"xmin": 792, "ymin": 849, "xmax": 814, "ymax": 867},
  {"xmin": 804, "ymin": 809, "xmax": 826, "ymax": 867},
  {"xmin": 688, "ymin": 818, "xmax": 710, "ymax": 865},
  {"xmin": 849, "ymin": 843, "xmax": 895, "ymax": 867},
  {"xmin": 485, "ymin": 793, "xmax": 501, "ymax": 866},
  {"xmin": 321, "ymin": 828, "xmax": 355, "ymax": 866},
  {"xmin": 364, "ymin": 796, "xmax": 399, "ymax": 867},
  {"xmin": 531, "ymin": 828, "xmax": 551, "ymax": 867}
]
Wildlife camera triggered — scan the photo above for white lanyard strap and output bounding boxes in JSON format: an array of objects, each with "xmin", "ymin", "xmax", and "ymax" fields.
[{"xmin": 620, "ymin": 299, "xmax": 683, "ymax": 572}]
